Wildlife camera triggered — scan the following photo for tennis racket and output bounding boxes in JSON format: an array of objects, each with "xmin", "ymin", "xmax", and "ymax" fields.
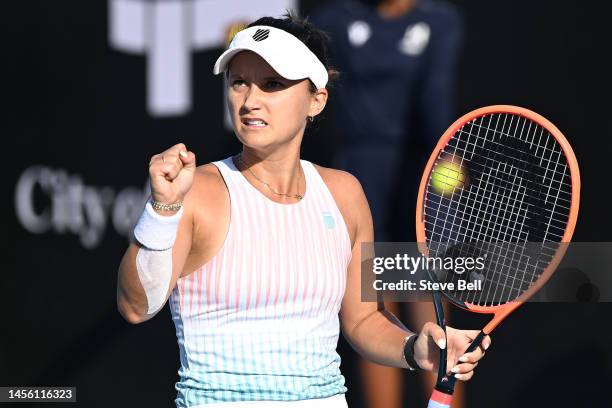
[{"xmin": 415, "ymin": 105, "xmax": 580, "ymax": 408}]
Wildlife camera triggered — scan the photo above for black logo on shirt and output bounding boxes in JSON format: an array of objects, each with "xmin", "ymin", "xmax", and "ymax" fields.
[{"xmin": 252, "ymin": 29, "xmax": 270, "ymax": 42}]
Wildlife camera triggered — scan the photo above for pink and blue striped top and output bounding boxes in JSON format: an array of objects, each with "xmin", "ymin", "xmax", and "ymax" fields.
[{"xmin": 168, "ymin": 157, "xmax": 352, "ymax": 406}]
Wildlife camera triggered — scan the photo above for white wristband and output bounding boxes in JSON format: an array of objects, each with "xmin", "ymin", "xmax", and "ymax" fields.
[{"xmin": 133, "ymin": 201, "xmax": 183, "ymax": 250}]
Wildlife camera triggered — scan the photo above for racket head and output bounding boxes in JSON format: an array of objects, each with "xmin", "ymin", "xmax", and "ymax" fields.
[{"xmin": 416, "ymin": 105, "xmax": 580, "ymax": 333}]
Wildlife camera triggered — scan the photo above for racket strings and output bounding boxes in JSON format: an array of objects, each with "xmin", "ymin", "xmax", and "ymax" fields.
[
  {"xmin": 423, "ymin": 198, "xmax": 567, "ymax": 239},
  {"xmin": 424, "ymin": 113, "xmax": 572, "ymax": 306},
  {"xmin": 452, "ymin": 115, "xmax": 560, "ymax": 301},
  {"xmin": 453, "ymin": 129, "xmax": 571, "ymax": 180},
  {"xmin": 457, "ymin": 114, "xmax": 556, "ymax": 303},
  {"xmin": 435, "ymin": 144, "xmax": 572, "ymax": 206},
  {"xmin": 457, "ymin": 120, "xmax": 538, "ymax": 303},
  {"xmin": 465, "ymin": 115, "xmax": 546, "ymax": 304}
]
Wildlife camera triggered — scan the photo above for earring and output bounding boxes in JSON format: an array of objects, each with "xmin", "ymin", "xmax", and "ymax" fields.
[{"xmin": 308, "ymin": 116, "xmax": 314, "ymax": 122}]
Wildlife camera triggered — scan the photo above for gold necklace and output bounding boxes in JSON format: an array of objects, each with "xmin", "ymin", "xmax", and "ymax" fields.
[{"xmin": 237, "ymin": 154, "xmax": 304, "ymax": 201}]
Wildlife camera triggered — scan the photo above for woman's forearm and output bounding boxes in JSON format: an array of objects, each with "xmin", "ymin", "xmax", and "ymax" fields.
[
  {"xmin": 117, "ymin": 202, "xmax": 192, "ymax": 324},
  {"xmin": 342, "ymin": 307, "xmax": 415, "ymax": 369}
]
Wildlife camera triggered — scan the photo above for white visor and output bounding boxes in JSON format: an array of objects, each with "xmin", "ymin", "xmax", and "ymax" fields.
[{"xmin": 213, "ymin": 25, "xmax": 328, "ymax": 89}]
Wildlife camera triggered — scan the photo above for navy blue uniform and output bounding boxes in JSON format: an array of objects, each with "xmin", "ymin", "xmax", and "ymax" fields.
[{"xmin": 311, "ymin": 0, "xmax": 462, "ymax": 240}]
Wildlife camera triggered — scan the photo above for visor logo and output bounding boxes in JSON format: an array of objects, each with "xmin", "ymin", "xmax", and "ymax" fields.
[{"xmin": 253, "ymin": 29, "xmax": 270, "ymax": 42}]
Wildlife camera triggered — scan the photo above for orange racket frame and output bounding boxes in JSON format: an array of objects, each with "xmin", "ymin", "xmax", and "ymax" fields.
[{"xmin": 416, "ymin": 105, "xmax": 581, "ymax": 335}]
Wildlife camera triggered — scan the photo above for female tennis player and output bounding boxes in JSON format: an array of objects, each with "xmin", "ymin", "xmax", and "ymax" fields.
[{"xmin": 116, "ymin": 14, "xmax": 491, "ymax": 408}]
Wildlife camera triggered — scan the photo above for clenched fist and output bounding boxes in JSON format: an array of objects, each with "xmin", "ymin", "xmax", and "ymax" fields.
[{"xmin": 148, "ymin": 143, "xmax": 196, "ymax": 210}]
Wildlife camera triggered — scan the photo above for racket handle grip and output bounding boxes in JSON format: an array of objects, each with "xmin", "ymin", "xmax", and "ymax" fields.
[
  {"xmin": 446, "ymin": 330, "xmax": 486, "ymax": 391},
  {"xmin": 427, "ymin": 389, "xmax": 452, "ymax": 408}
]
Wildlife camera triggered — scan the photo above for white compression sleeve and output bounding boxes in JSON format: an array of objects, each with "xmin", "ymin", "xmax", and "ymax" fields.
[{"xmin": 136, "ymin": 247, "xmax": 173, "ymax": 315}]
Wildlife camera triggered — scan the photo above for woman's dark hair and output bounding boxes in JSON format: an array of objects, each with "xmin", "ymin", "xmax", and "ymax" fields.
[{"xmin": 247, "ymin": 12, "xmax": 339, "ymax": 93}]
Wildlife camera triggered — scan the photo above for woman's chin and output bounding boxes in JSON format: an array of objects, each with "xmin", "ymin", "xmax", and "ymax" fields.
[
  {"xmin": 235, "ymin": 132, "xmax": 275, "ymax": 151},
  {"xmin": 235, "ymin": 127, "xmax": 301, "ymax": 152}
]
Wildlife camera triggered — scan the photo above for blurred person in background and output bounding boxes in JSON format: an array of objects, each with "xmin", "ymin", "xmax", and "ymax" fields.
[{"xmin": 310, "ymin": 0, "xmax": 464, "ymax": 406}]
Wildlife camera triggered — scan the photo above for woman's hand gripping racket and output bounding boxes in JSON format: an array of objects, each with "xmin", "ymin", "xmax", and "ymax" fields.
[{"xmin": 416, "ymin": 106, "xmax": 581, "ymax": 408}]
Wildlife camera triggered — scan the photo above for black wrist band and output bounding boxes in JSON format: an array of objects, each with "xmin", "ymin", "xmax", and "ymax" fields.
[{"xmin": 403, "ymin": 334, "xmax": 422, "ymax": 371}]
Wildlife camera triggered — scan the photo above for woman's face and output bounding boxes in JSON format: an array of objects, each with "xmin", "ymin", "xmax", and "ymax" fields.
[{"xmin": 227, "ymin": 51, "xmax": 326, "ymax": 152}]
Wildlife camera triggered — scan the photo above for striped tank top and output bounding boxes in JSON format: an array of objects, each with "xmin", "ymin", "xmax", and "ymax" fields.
[{"xmin": 168, "ymin": 157, "xmax": 353, "ymax": 407}]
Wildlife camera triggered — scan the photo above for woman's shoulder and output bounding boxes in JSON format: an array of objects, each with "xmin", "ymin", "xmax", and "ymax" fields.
[
  {"xmin": 312, "ymin": 164, "xmax": 370, "ymax": 243},
  {"xmin": 195, "ymin": 161, "xmax": 223, "ymax": 177},
  {"xmin": 183, "ymin": 162, "xmax": 229, "ymax": 212},
  {"xmin": 312, "ymin": 163, "xmax": 365, "ymax": 199},
  {"xmin": 191, "ymin": 162, "xmax": 226, "ymax": 190}
]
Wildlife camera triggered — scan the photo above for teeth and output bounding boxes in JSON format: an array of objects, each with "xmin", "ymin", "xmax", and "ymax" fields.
[{"xmin": 245, "ymin": 120, "xmax": 266, "ymax": 126}]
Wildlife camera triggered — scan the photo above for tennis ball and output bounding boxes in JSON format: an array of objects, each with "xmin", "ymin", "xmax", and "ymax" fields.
[{"xmin": 430, "ymin": 160, "xmax": 466, "ymax": 197}]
